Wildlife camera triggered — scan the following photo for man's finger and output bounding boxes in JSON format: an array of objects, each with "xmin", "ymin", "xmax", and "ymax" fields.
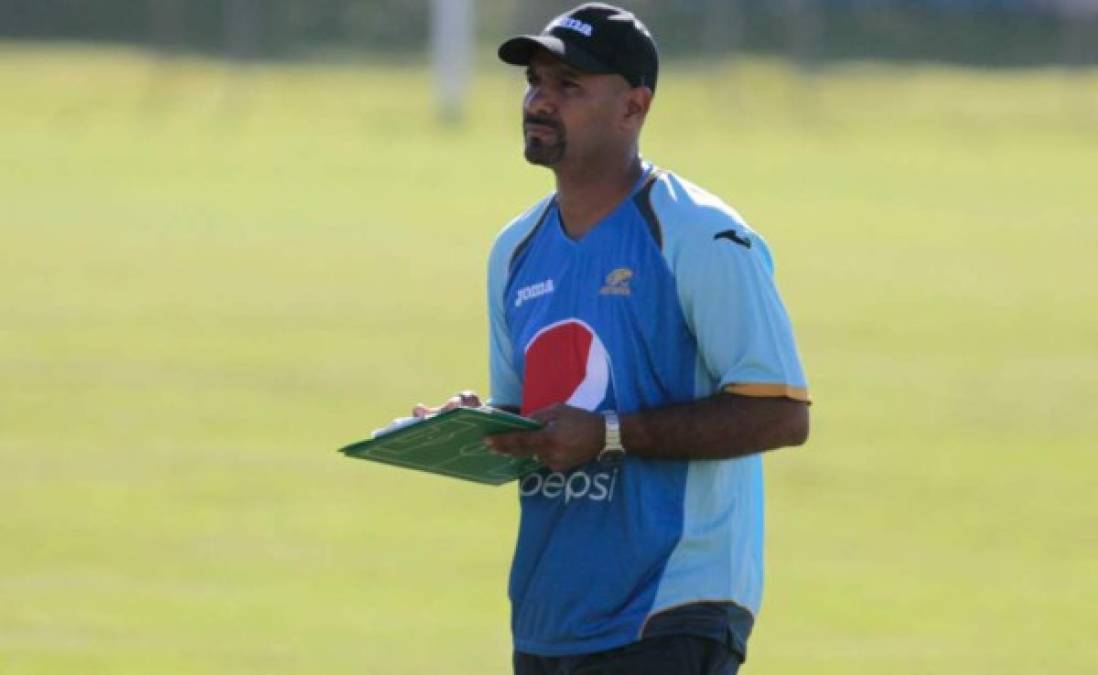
[
  {"xmin": 412, "ymin": 389, "xmax": 479, "ymax": 419},
  {"xmin": 457, "ymin": 390, "xmax": 482, "ymax": 407},
  {"xmin": 440, "ymin": 391, "xmax": 482, "ymax": 413},
  {"xmin": 488, "ymin": 442, "xmax": 538, "ymax": 459},
  {"xmin": 487, "ymin": 430, "xmax": 546, "ymax": 457},
  {"xmin": 528, "ymin": 404, "xmax": 565, "ymax": 423}
]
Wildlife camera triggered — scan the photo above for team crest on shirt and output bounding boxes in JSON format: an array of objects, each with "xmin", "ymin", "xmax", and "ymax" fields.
[{"xmin": 599, "ymin": 268, "xmax": 633, "ymax": 297}]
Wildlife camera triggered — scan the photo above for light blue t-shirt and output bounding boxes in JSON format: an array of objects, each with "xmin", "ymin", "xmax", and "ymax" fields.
[{"xmin": 486, "ymin": 164, "xmax": 808, "ymax": 657}]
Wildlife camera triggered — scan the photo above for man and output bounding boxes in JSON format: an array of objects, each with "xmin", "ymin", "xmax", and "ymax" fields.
[{"xmin": 418, "ymin": 4, "xmax": 810, "ymax": 674}]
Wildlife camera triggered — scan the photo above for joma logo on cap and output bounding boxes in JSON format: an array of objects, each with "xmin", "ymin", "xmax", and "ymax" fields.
[{"xmin": 550, "ymin": 17, "xmax": 594, "ymax": 37}]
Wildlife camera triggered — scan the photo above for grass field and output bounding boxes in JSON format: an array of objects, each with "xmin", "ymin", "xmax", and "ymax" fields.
[{"xmin": 2, "ymin": 44, "xmax": 1097, "ymax": 674}]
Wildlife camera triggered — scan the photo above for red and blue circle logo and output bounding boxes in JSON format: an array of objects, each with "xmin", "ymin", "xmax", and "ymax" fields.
[{"xmin": 522, "ymin": 319, "xmax": 611, "ymax": 415}]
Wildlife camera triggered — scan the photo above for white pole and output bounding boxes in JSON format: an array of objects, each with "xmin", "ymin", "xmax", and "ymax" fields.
[{"xmin": 431, "ymin": 0, "xmax": 475, "ymax": 123}]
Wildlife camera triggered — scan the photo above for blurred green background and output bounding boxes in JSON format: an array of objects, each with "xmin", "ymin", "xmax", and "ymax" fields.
[{"xmin": 3, "ymin": 2, "xmax": 1098, "ymax": 674}]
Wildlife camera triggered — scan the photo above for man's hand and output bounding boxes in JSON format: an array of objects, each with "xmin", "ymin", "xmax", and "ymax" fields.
[
  {"xmin": 412, "ymin": 390, "xmax": 482, "ymax": 418},
  {"xmin": 486, "ymin": 404, "xmax": 604, "ymax": 473}
]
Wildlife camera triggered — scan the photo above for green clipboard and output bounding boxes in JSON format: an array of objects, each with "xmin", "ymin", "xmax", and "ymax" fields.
[{"xmin": 339, "ymin": 407, "xmax": 543, "ymax": 485}]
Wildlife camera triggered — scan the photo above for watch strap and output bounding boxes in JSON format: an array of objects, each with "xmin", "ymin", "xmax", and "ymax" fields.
[{"xmin": 598, "ymin": 410, "xmax": 625, "ymax": 464}]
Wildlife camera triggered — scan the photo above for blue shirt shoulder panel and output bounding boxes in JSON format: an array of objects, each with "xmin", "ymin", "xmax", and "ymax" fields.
[{"xmin": 648, "ymin": 171, "xmax": 808, "ymax": 399}]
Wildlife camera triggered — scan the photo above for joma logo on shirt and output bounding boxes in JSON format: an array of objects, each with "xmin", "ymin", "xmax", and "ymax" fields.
[
  {"xmin": 515, "ymin": 279, "xmax": 555, "ymax": 308},
  {"xmin": 599, "ymin": 267, "xmax": 633, "ymax": 296}
]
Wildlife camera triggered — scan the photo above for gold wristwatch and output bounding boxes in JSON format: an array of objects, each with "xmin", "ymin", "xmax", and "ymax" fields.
[{"xmin": 598, "ymin": 410, "xmax": 626, "ymax": 466}]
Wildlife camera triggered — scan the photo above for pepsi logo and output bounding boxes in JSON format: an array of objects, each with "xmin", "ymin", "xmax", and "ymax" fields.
[
  {"xmin": 521, "ymin": 319, "xmax": 610, "ymax": 415},
  {"xmin": 519, "ymin": 467, "xmax": 618, "ymax": 503}
]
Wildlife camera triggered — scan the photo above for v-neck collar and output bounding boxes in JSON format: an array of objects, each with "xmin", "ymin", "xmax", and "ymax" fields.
[{"xmin": 551, "ymin": 161, "xmax": 654, "ymax": 246}]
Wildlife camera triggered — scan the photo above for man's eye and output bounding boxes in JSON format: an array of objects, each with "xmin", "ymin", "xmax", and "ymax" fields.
[{"xmin": 562, "ymin": 80, "xmax": 579, "ymax": 89}]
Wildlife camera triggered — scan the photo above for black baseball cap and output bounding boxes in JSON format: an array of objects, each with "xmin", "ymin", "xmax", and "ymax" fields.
[{"xmin": 498, "ymin": 3, "xmax": 659, "ymax": 93}]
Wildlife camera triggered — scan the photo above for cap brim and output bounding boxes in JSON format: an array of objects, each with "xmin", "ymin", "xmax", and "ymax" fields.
[{"xmin": 497, "ymin": 35, "xmax": 615, "ymax": 75}]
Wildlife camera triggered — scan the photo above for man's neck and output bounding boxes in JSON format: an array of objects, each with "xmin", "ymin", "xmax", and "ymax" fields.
[{"xmin": 553, "ymin": 154, "xmax": 644, "ymax": 240}]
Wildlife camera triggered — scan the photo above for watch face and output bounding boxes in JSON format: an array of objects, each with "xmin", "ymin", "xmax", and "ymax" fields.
[{"xmin": 598, "ymin": 448, "xmax": 626, "ymax": 467}]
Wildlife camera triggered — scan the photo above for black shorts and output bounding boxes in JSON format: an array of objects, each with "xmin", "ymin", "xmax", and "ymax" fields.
[{"xmin": 514, "ymin": 635, "xmax": 742, "ymax": 675}]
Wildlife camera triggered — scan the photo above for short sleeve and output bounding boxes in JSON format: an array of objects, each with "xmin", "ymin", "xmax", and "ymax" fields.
[
  {"xmin": 487, "ymin": 240, "xmax": 523, "ymax": 408},
  {"xmin": 673, "ymin": 230, "xmax": 809, "ymax": 402}
]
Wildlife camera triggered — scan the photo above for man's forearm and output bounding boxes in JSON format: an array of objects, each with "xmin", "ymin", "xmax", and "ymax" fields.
[{"xmin": 621, "ymin": 393, "xmax": 809, "ymax": 461}]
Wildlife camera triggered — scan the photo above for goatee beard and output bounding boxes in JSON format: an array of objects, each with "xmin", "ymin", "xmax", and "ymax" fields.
[
  {"xmin": 524, "ymin": 136, "xmax": 566, "ymax": 166},
  {"xmin": 523, "ymin": 115, "xmax": 566, "ymax": 166}
]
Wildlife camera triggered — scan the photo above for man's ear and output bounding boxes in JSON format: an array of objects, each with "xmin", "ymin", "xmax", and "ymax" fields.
[{"xmin": 622, "ymin": 86, "xmax": 653, "ymax": 131}]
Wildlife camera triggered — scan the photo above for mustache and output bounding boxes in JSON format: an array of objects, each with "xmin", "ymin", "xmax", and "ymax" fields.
[{"xmin": 524, "ymin": 115, "xmax": 563, "ymax": 131}]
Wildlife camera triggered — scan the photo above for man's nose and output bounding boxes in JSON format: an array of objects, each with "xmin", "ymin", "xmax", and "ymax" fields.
[{"xmin": 524, "ymin": 85, "xmax": 556, "ymax": 116}]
